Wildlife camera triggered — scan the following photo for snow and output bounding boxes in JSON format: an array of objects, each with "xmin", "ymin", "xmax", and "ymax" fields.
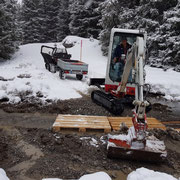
[
  {"xmin": 0, "ymin": 36, "xmax": 180, "ymax": 104},
  {"xmin": 0, "ymin": 36, "xmax": 106, "ymax": 103},
  {"xmin": 80, "ymin": 137, "xmax": 99, "ymax": 147},
  {"xmin": 145, "ymin": 66, "xmax": 180, "ymax": 101},
  {"xmin": 1, "ymin": 167, "xmax": 178, "ymax": 180},
  {"xmin": 0, "ymin": 169, "xmax": 9, "ymax": 180},
  {"xmin": 42, "ymin": 179, "xmax": 62, "ymax": 180},
  {"xmin": 17, "ymin": 0, "xmax": 22, "ymax": 4},
  {"xmin": 127, "ymin": 167, "xmax": 178, "ymax": 180},
  {"xmin": 42, "ymin": 172, "xmax": 111, "ymax": 180},
  {"xmin": 79, "ymin": 172, "xmax": 111, "ymax": 180}
]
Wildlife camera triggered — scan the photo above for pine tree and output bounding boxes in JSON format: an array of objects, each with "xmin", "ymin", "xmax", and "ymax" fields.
[
  {"xmin": 41, "ymin": 0, "xmax": 60, "ymax": 42},
  {"xmin": 68, "ymin": 0, "xmax": 104, "ymax": 38},
  {"xmin": 83, "ymin": 0, "xmax": 104, "ymax": 39},
  {"xmin": 98, "ymin": 0, "xmax": 120, "ymax": 55},
  {"xmin": 0, "ymin": 0, "xmax": 18, "ymax": 60},
  {"xmin": 57, "ymin": 0, "xmax": 70, "ymax": 41},
  {"xmin": 21, "ymin": 0, "xmax": 42, "ymax": 44},
  {"xmin": 98, "ymin": 0, "xmax": 180, "ymax": 70},
  {"xmin": 21, "ymin": 0, "xmax": 61, "ymax": 43},
  {"xmin": 68, "ymin": 0, "xmax": 86, "ymax": 37}
]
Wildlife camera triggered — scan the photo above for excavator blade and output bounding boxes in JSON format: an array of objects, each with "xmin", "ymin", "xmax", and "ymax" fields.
[{"xmin": 107, "ymin": 128, "xmax": 167, "ymax": 162}]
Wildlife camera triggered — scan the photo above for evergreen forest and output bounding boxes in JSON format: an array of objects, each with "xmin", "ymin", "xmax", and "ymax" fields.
[{"xmin": 0, "ymin": 0, "xmax": 180, "ymax": 70}]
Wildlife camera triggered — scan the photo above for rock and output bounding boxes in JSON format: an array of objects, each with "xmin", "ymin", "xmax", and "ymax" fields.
[
  {"xmin": 167, "ymin": 128, "xmax": 180, "ymax": 141},
  {"xmin": 0, "ymin": 97, "xmax": 9, "ymax": 102}
]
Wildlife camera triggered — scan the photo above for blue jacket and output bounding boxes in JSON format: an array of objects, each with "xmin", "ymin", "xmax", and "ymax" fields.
[{"xmin": 113, "ymin": 43, "xmax": 131, "ymax": 62}]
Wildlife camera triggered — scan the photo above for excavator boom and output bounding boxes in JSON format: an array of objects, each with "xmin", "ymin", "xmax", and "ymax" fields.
[{"xmin": 106, "ymin": 31, "xmax": 167, "ymax": 162}]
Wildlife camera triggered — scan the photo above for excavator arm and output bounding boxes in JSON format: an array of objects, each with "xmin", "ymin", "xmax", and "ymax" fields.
[
  {"xmin": 111, "ymin": 37, "xmax": 149, "ymax": 141},
  {"xmin": 108, "ymin": 36, "xmax": 166, "ymax": 162}
]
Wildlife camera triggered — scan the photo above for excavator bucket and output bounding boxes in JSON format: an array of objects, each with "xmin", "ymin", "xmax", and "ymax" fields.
[{"xmin": 107, "ymin": 127, "xmax": 167, "ymax": 162}]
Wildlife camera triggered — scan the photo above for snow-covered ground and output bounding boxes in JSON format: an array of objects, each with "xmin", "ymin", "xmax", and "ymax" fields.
[
  {"xmin": 145, "ymin": 66, "xmax": 180, "ymax": 101},
  {"xmin": 0, "ymin": 169, "xmax": 9, "ymax": 180},
  {"xmin": 0, "ymin": 36, "xmax": 106, "ymax": 103},
  {"xmin": 0, "ymin": 36, "xmax": 180, "ymax": 104},
  {"xmin": 0, "ymin": 168, "xmax": 178, "ymax": 180},
  {"xmin": 127, "ymin": 167, "xmax": 178, "ymax": 180}
]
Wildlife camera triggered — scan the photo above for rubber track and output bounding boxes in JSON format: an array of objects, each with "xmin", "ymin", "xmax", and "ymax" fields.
[{"xmin": 91, "ymin": 90, "xmax": 124, "ymax": 115}]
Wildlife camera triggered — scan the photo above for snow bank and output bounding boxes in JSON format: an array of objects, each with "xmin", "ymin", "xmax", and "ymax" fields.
[
  {"xmin": 79, "ymin": 172, "xmax": 111, "ymax": 180},
  {"xmin": 0, "ymin": 169, "xmax": 10, "ymax": 180},
  {"xmin": 42, "ymin": 179, "xmax": 62, "ymax": 180},
  {"xmin": 42, "ymin": 172, "xmax": 111, "ymax": 180},
  {"xmin": 145, "ymin": 66, "xmax": 180, "ymax": 101},
  {"xmin": 0, "ymin": 167, "xmax": 178, "ymax": 180},
  {"xmin": 42, "ymin": 169, "xmax": 178, "ymax": 180},
  {"xmin": 127, "ymin": 167, "xmax": 178, "ymax": 180},
  {"xmin": 0, "ymin": 36, "xmax": 107, "ymax": 103}
]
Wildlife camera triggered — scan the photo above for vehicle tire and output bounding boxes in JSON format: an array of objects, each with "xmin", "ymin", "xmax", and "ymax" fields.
[
  {"xmin": 59, "ymin": 69, "xmax": 65, "ymax": 79},
  {"xmin": 45, "ymin": 63, "xmax": 50, "ymax": 71},
  {"xmin": 50, "ymin": 64, "xmax": 56, "ymax": 73},
  {"xmin": 91, "ymin": 90, "xmax": 102, "ymax": 106},
  {"xmin": 76, "ymin": 74, "xmax": 83, "ymax": 80},
  {"xmin": 111, "ymin": 102, "xmax": 124, "ymax": 115}
]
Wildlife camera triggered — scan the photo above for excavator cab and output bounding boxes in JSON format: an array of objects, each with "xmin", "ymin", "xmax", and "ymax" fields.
[
  {"xmin": 105, "ymin": 28, "xmax": 146, "ymax": 94},
  {"xmin": 109, "ymin": 33, "xmax": 135, "ymax": 82}
]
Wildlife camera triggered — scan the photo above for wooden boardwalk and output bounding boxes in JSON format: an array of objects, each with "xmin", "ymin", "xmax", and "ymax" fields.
[
  {"xmin": 161, "ymin": 121, "xmax": 180, "ymax": 131},
  {"xmin": 108, "ymin": 117, "xmax": 166, "ymax": 131},
  {"xmin": 53, "ymin": 114, "xmax": 111, "ymax": 133},
  {"xmin": 52, "ymin": 115, "xmax": 168, "ymax": 132}
]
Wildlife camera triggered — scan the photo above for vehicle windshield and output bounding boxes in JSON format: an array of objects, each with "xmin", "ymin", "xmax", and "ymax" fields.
[
  {"xmin": 109, "ymin": 32, "xmax": 143, "ymax": 82},
  {"xmin": 56, "ymin": 48, "xmax": 67, "ymax": 54}
]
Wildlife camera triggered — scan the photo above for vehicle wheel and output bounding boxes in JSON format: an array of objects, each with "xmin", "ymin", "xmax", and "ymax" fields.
[
  {"xmin": 76, "ymin": 74, "xmax": 83, "ymax": 80},
  {"xmin": 91, "ymin": 90, "xmax": 102, "ymax": 106},
  {"xmin": 45, "ymin": 63, "xmax": 50, "ymax": 71},
  {"xmin": 111, "ymin": 102, "xmax": 124, "ymax": 115},
  {"xmin": 59, "ymin": 69, "xmax": 65, "ymax": 79},
  {"xmin": 50, "ymin": 64, "xmax": 56, "ymax": 73}
]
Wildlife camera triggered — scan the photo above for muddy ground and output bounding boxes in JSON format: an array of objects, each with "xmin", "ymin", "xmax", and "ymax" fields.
[{"xmin": 0, "ymin": 92, "xmax": 180, "ymax": 180}]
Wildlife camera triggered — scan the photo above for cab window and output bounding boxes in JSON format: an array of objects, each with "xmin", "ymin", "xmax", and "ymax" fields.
[{"xmin": 109, "ymin": 33, "xmax": 141, "ymax": 82}]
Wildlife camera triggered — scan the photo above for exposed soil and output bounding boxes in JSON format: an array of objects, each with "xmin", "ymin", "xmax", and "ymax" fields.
[{"xmin": 0, "ymin": 92, "xmax": 180, "ymax": 180}]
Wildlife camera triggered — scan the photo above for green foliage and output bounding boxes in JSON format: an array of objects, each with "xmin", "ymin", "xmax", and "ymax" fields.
[
  {"xmin": 99, "ymin": 0, "xmax": 180, "ymax": 68},
  {"xmin": 68, "ymin": 0, "xmax": 103, "ymax": 38},
  {"xmin": 0, "ymin": 0, "xmax": 18, "ymax": 60}
]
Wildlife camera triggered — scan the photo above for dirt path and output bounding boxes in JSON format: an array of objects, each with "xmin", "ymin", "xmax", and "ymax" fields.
[
  {"xmin": 5, "ymin": 127, "xmax": 44, "ymax": 180},
  {"xmin": 0, "ymin": 109, "xmax": 56, "ymax": 129}
]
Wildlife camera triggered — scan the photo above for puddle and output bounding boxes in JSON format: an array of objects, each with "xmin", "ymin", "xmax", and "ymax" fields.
[
  {"xmin": 150, "ymin": 97, "xmax": 180, "ymax": 117},
  {"xmin": 106, "ymin": 170, "xmax": 128, "ymax": 180},
  {"xmin": 5, "ymin": 127, "xmax": 44, "ymax": 180}
]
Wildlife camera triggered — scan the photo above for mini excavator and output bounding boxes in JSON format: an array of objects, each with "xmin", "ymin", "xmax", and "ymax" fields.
[{"xmin": 90, "ymin": 28, "xmax": 167, "ymax": 161}]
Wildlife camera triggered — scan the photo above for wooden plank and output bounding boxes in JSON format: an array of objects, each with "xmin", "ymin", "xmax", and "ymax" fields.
[
  {"xmin": 53, "ymin": 115, "xmax": 166, "ymax": 132},
  {"xmin": 53, "ymin": 114, "xmax": 111, "ymax": 133},
  {"xmin": 53, "ymin": 123, "xmax": 110, "ymax": 129},
  {"xmin": 161, "ymin": 121, "xmax": 180, "ymax": 125},
  {"xmin": 108, "ymin": 117, "xmax": 166, "ymax": 131}
]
